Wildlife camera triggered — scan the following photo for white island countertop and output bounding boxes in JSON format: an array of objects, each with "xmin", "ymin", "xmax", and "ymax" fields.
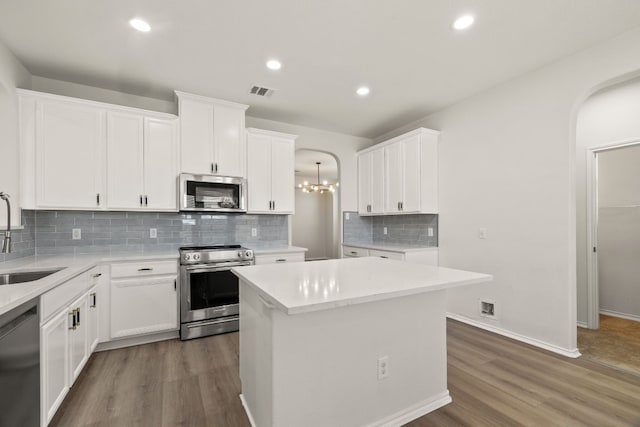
[{"xmin": 232, "ymin": 257, "xmax": 492, "ymax": 315}]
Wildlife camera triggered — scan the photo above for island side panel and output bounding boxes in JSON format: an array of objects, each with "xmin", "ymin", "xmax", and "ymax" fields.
[
  {"xmin": 239, "ymin": 281, "xmax": 273, "ymax": 426},
  {"xmin": 270, "ymin": 290, "xmax": 449, "ymax": 427}
]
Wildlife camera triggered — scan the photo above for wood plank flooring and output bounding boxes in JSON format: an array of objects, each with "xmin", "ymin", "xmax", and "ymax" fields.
[{"xmin": 51, "ymin": 319, "xmax": 640, "ymax": 427}]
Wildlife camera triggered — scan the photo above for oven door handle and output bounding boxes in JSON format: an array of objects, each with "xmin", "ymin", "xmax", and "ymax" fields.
[{"xmin": 183, "ymin": 261, "xmax": 252, "ymax": 273}]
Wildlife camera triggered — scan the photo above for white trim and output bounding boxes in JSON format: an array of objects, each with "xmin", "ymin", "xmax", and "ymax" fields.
[
  {"xmin": 246, "ymin": 127, "xmax": 298, "ymax": 140},
  {"xmin": 174, "ymin": 90, "xmax": 249, "ymax": 111},
  {"xmin": 368, "ymin": 391, "xmax": 452, "ymax": 427},
  {"xmin": 577, "ymin": 321, "xmax": 589, "ymax": 328},
  {"xmin": 600, "ymin": 309, "xmax": 640, "ymax": 323},
  {"xmin": 94, "ymin": 330, "xmax": 178, "ymax": 352},
  {"xmin": 16, "ymin": 88, "xmax": 178, "ymax": 120},
  {"xmin": 239, "ymin": 394, "xmax": 257, "ymax": 427},
  {"xmin": 357, "ymin": 127, "xmax": 440, "ymax": 155},
  {"xmin": 447, "ymin": 313, "xmax": 582, "ymax": 359}
]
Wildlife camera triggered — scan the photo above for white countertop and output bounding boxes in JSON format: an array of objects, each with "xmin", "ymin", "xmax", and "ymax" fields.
[
  {"xmin": 0, "ymin": 251, "xmax": 178, "ymax": 316},
  {"xmin": 232, "ymin": 257, "xmax": 492, "ymax": 315},
  {"xmin": 342, "ymin": 242, "xmax": 437, "ymax": 253}
]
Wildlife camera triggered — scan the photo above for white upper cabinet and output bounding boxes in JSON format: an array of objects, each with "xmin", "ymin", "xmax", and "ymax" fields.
[
  {"xmin": 176, "ymin": 91, "xmax": 249, "ymax": 177},
  {"xmin": 19, "ymin": 89, "xmax": 179, "ymax": 211},
  {"xmin": 246, "ymin": 128, "xmax": 296, "ymax": 214},
  {"xmin": 35, "ymin": 97, "xmax": 106, "ymax": 209},
  {"xmin": 358, "ymin": 148, "xmax": 384, "ymax": 215},
  {"xmin": 106, "ymin": 111, "xmax": 144, "ymax": 210},
  {"xmin": 358, "ymin": 128, "xmax": 439, "ymax": 215}
]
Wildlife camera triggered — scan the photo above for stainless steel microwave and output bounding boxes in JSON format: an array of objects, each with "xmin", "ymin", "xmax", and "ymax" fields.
[{"xmin": 178, "ymin": 173, "xmax": 247, "ymax": 213}]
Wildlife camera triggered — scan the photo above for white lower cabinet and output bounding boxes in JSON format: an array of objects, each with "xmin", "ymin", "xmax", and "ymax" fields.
[
  {"xmin": 40, "ymin": 273, "xmax": 93, "ymax": 427},
  {"xmin": 40, "ymin": 309, "xmax": 69, "ymax": 426},
  {"xmin": 254, "ymin": 251, "xmax": 306, "ymax": 265},
  {"xmin": 342, "ymin": 245, "xmax": 439, "ymax": 265},
  {"xmin": 109, "ymin": 260, "xmax": 178, "ymax": 339}
]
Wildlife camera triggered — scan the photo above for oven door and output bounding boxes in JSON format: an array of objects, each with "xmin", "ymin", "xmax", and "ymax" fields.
[{"xmin": 180, "ymin": 261, "xmax": 249, "ymax": 323}]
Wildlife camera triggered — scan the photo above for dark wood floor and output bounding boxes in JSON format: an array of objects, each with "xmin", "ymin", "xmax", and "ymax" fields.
[{"xmin": 51, "ymin": 319, "xmax": 640, "ymax": 427}]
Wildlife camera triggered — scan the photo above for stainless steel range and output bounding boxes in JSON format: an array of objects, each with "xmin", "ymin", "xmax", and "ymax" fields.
[{"xmin": 179, "ymin": 244, "xmax": 254, "ymax": 340}]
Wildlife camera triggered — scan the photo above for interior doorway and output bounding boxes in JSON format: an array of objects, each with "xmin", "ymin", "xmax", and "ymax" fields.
[
  {"xmin": 580, "ymin": 141, "xmax": 640, "ymax": 375},
  {"xmin": 292, "ymin": 150, "xmax": 340, "ymax": 260}
]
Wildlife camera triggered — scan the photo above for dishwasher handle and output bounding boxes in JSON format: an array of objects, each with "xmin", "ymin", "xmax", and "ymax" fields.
[{"xmin": 0, "ymin": 306, "xmax": 37, "ymax": 341}]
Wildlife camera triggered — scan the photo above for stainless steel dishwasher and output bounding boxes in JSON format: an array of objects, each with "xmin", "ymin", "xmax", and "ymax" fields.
[{"xmin": 0, "ymin": 300, "xmax": 40, "ymax": 427}]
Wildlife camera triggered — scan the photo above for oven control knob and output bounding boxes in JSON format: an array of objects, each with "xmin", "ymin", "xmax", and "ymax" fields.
[
  {"xmin": 184, "ymin": 254, "xmax": 191, "ymax": 261},
  {"xmin": 245, "ymin": 250, "xmax": 253, "ymax": 259},
  {"xmin": 193, "ymin": 253, "xmax": 201, "ymax": 261},
  {"xmin": 237, "ymin": 251, "xmax": 243, "ymax": 258}
]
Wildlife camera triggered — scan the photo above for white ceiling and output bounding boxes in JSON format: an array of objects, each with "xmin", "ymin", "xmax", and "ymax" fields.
[
  {"xmin": 1, "ymin": 1, "xmax": 640, "ymax": 138},
  {"xmin": 295, "ymin": 150, "xmax": 338, "ymax": 182}
]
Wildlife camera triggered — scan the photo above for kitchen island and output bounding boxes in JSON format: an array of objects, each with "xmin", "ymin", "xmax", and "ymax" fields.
[{"xmin": 232, "ymin": 257, "xmax": 492, "ymax": 427}]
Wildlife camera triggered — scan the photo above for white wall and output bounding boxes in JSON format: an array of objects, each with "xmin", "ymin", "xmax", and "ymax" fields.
[
  {"xmin": 596, "ymin": 145, "xmax": 640, "ymax": 319},
  {"xmin": 0, "ymin": 39, "xmax": 31, "ymax": 228},
  {"xmin": 575, "ymin": 76, "xmax": 640, "ymax": 323},
  {"xmin": 373, "ymin": 27, "xmax": 640, "ymax": 355},
  {"xmin": 292, "ymin": 186, "xmax": 333, "ymax": 259}
]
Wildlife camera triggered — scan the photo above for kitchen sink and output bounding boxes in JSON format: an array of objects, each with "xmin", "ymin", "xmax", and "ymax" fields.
[{"xmin": 0, "ymin": 268, "xmax": 64, "ymax": 285}]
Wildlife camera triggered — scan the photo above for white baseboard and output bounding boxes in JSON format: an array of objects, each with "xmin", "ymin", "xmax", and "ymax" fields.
[
  {"xmin": 239, "ymin": 394, "xmax": 257, "ymax": 427},
  {"xmin": 95, "ymin": 330, "xmax": 179, "ymax": 352},
  {"xmin": 447, "ymin": 313, "xmax": 581, "ymax": 359},
  {"xmin": 600, "ymin": 309, "xmax": 640, "ymax": 323},
  {"xmin": 369, "ymin": 391, "xmax": 452, "ymax": 427},
  {"xmin": 577, "ymin": 321, "xmax": 589, "ymax": 328}
]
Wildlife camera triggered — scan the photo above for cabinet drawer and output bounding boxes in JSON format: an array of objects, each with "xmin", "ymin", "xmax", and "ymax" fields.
[
  {"xmin": 110, "ymin": 260, "xmax": 177, "ymax": 278},
  {"xmin": 369, "ymin": 249, "xmax": 404, "ymax": 261},
  {"xmin": 342, "ymin": 246, "xmax": 370, "ymax": 258},
  {"xmin": 41, "ymin": 273, "xmax": 89, "ymax": 322},
  {"xmin": 254, "ymin": 253, "xmax": 305, "ymax": 265}
]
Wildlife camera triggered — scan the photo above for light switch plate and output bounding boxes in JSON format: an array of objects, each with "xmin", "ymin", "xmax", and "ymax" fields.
[
  {"xmin": 383, "ymin": 227, "xmax": 388, "ymax": 235},
  {"xmin": 149, "ymin": 228, "xmax": 157, "ymax": 238},
  {"xmin": 427, "ymin": 227, "xmax": 434, "ymax": 237},
  {"xmin": 251, "ymin": 228, "xmax": 257, "ymax": 237},
  {"xmin": 478, "ymin": 228, "xmax": 488, "ymax": 239},
  {"xmin": 72, "ymin": 228, "xmax": 81, "ymax": 240},
  {"xmin": 346, "ymin": 212, "xmax": 350, "ymax": 220}
]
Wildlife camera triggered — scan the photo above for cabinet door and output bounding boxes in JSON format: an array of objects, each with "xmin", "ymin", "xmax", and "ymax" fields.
[
  {"xmin": 144, "ymin": 117, "xmax": 178, "ymax": 210},
  {"xmin": 371, "ymin": 148, "xmax": 385, "ymax": 214},
  {"xmin": 270, "ymin": 137, "xmax": 294, "ymax": 214},
  {"xmin": 106, "ymin": 111, "xmax": 144, "ymax": 209},
  {"xmin": 180, "ymin": 98, "xmax": 214, "ymax": 174},
  {"xmin": 41, "ymin": 309, "xmax": 69, "ymax": 425},
  {"xmin": 384, "ymin": 142, "xmax": 403, "ymax": 213},
  {"xmin": 247, "ymin": 133, "xmax": 273, "ymax": 213},
  {"xmin": 87, "ymin": 286, "xmax": 99, "ymax": 354},
  {"xmin": 36, "ymin": 99, "xmax": 105, "ymax": 209},
  {"xmin": 402, "ymin": 135, "xmax": 422, "ymax": 212},
  {"xmin": 213, "ymin": 105, "xmax": 246, "ymax": 177},
  {"xmin": 110, "ymin": 276, "xmax": 178, "ymax": 338},
  {"xmin": 357, "ymin": 152, "xmax": 372, "ymax": 215},
  {"xmin": 68, "ymin": 294, "xmax": 89, "ymax": 383}
]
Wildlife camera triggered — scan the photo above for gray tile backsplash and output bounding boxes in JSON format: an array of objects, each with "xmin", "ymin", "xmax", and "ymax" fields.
[
  {"xmin": 343, "ymin": 211, "xmax": 438, "ymax": 247},
  {"xmin": 0, "ymin": 210, "xmax": 36, "ymax": 262},
  {"xmin": 15, "ymin": 210, "xmax": 288, "ymax": 257}
]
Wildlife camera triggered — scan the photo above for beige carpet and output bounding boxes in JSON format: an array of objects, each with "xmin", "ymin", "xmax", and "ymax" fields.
[{"xmin": 578, "ymin": 314, "xmax": 640, "ymax": 376}]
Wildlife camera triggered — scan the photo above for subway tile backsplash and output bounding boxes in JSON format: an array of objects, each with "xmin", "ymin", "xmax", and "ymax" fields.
[
  {"xmin": 5, "ymin": 210, "xmax": 288, "ymax": 257},
  {"xmin": 343, "ymin": 211, "xmax": 438, "ymax": 247}
]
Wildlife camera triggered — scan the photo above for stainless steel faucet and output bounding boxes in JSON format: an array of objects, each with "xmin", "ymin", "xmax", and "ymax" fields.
[{"xmin": 0, "ymin": 192, "xmax": 11, "ymax": 253}]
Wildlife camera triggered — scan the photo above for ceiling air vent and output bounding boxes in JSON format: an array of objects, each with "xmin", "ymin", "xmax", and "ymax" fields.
[{"xmin": 249, "ymin": 85, "xmax": 275, "ymax": 97}]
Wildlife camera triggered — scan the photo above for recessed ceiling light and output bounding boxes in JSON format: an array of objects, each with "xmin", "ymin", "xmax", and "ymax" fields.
[
  {"xmin": 266, "ymin": 59, "xmax": 282, "ymax": 70},
  {"xmin": 452, "ymin": 15, "xmax": 474, "ymax": 31},
  {"xmin": 356, "ymin": 86, "xmax": 370, "ymax": 96},
  {"xmin": 129, "ymin": 18, "xmax": 151, "ymax": 32}
]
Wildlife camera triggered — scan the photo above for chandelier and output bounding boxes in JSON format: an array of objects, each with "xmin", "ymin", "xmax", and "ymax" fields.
[{"xmin": 298, "ymin": 162, "xmax": 339, "ymax": 194}]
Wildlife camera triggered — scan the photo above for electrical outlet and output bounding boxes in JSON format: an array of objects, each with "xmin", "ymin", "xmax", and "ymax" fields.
[
  {"xmin": 383, "ymin": 227, "xmax": 388, "ymax": 235},
  {"xmin": 377, "ymin": 356, "xmax": 389, "ymax": 380},
  {"xmin": 251, "ymin": 228, "xmax": 257, "ymax": 237},
  {"xmin": 149, "ymin": 228, "xmax": 157, "ymax": 238},
  {"xmin": 345, "ymin": 212, "xmax": 350, "ymax": 220},
  {"xmin": 427, "ymin": 227, "xmax": 434, "ymax": 237},
  {"xmin": 72, "ymin": 228, "xmax": 81, "ymax": 240},
  {"xmin": 478, "ymin": 227, "xmax": 488, "ymax": 239},
  {"xmin": 480, "ymin": 300, "xmax": 497, "ymax": 318}
]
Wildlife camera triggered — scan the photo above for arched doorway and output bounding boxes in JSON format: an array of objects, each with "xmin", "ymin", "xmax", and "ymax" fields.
[{"xmin": 292, "ymin": 150, "xmax": 340, "ymax": 260}]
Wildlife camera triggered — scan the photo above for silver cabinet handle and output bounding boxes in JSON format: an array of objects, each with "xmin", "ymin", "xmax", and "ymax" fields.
[
  {"xmin": 90, "ymin": 292, "xmax": 97, "ymax": 308},
  {"xmin": 215, "ymin": 163, "xmax": 218, "ymax": 173},
  {"xmin": 92, "ymin": 273, "xmax": 102, "ymax": 278},
  {"xmin": 96, "ymin": 193, "xmax": 100, "ymax": 206},
  {"xmin": 137, "ymin": 267, "xmax": 153, "ymax": 272},
  {"xmin": 69, "ymin": 309, "xmax": 77, "ymax": 330},
  {"xmin": 272, "ymin": 200, "xmax": 276, "ymax": 211},
  {"xmin": 140, "ymin": 195, "xmax": 143, "ymax": 206},
  {"xmin": 350, "ymin": 251, "xmax": 357, "ymax": 255},
  {"xmin": 211, "ymin": 163, "xmax": 215, "ymax": 173},
  {"xmin": 144, "ymin": 195, "xmax": 148, "ymax": 206},
  {"xmin": 380, "ymin": 256, "xmax": 388, "ymax": 259},
  {"xmin": 275, "ymin": 259, "xmax": 286, "ymax": 263},
  {"xmin": 75, "ymin": 308, "xmax": 81, "ymax": 326}
]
